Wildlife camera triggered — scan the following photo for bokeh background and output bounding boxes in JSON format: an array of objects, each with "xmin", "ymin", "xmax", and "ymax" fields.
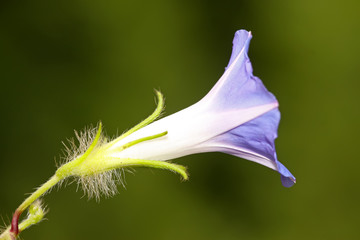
[{"xmin": 0, "ymin": 0, "xmax": 359, "ymax": 239}]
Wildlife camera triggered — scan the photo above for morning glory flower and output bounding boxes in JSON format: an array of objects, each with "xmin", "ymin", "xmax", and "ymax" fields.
[
  {"xmin": 47, "ymin": 29, "xmax": 297, "ymax": 193},
  {"xmin": 106, "ymin": 30, "xmax": 296, "ymax": 187},
  {"xmin": 1, "ymin": 29, "xmax": 296, "ymax": 240}
]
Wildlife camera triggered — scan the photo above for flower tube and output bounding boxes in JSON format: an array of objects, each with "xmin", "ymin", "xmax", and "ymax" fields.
[{"xmin": 107, "ymin": 30, "xmax": 296, "ymax": 187}]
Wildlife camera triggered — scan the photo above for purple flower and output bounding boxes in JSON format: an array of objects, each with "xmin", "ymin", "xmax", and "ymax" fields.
[{"xmin": 109, "ymin": 30, "xmax": 295, "ymax": 187}]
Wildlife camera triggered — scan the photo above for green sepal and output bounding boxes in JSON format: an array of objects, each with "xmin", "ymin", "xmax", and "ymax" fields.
[
  {"xmin": 116, "ymin": 158, "xmax": 189, "ymax": 181},
  {"xmin": 107, "ymin": 90, "xmax": 164, "ymax": 148},
  {"xmin": 56, "ymin": 122, "xmax": 103, "ymax": 179}
]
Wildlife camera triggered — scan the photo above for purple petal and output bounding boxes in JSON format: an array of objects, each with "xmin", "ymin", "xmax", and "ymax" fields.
[
  {"xmin": 226, "ymin": 30, "xmax": 251, "ymax": 69},
  {"xmin": 202, "ymin": 30, "xmax": 277, "ymax": 111},
  {"xmin": 277, "ymin": 160, "xmax": 296, "ymax": 187},
  {"xmin": 219, "ymin": 109, "xmax": 281, "ymax": 162},
  {"xmin": 198, "ymin": 30, "xmax": 295, "ymax": 187},
  {"xmin": 203, "ymin": 109, "xmax": 295, "ymax": 187}
]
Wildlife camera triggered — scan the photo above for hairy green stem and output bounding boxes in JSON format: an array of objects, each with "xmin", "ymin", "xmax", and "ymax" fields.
[
  {"xmin": 17, "ymin": 176, "xmax": 60, "ymax": 213},
  {"xmin": 9, "ymin": 175, "xmax": 60, "ymax": 238}
]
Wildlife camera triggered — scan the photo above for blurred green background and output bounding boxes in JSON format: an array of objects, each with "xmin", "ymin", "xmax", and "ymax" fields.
[{"xmin": 0, "ymin": 0, "xmax": 359, "ymax": 239}]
